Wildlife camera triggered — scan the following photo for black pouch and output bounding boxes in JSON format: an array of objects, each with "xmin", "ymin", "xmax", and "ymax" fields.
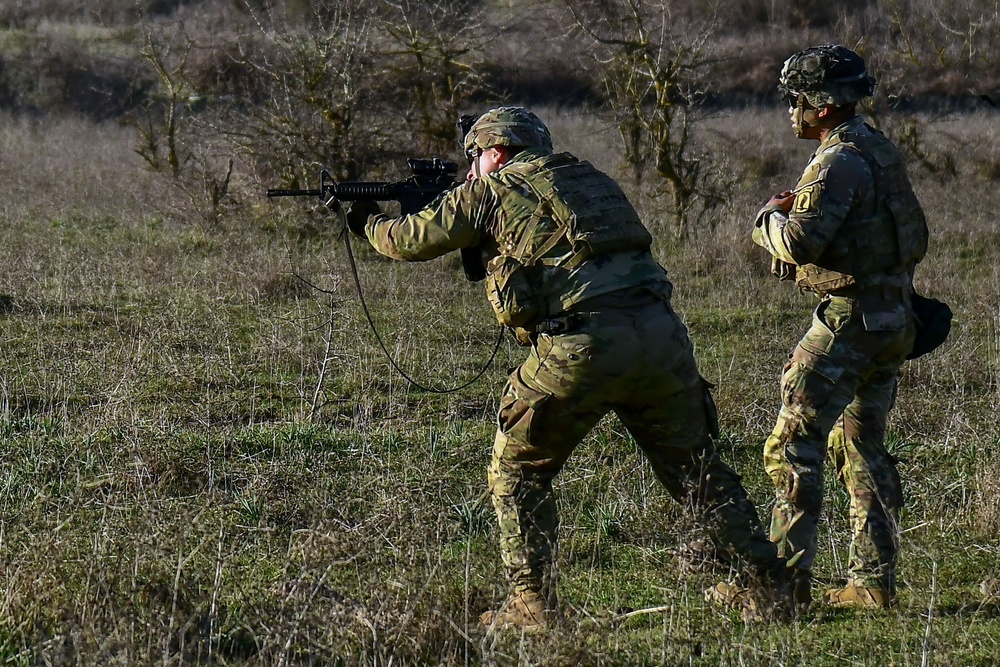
[{"xmin": 907, "ymin": 293, "xmax": 953, "ymax": 360}]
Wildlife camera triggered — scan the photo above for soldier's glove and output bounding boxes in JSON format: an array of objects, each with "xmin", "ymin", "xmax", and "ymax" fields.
[
  {"xmin": 512, "ymin": 327, "xmax": 534, "ymax": 347},
  {"xmin": 345, "ymin": 200, "xmax": 381, "ymax": 238}
]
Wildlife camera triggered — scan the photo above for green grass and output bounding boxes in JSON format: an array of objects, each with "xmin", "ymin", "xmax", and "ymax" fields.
[{"xmin": 2, "ymin": 107, "xmax": 1000, "ymax": 665}]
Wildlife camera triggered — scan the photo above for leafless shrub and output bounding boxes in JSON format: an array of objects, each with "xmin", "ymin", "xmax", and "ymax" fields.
[
  {"xmin": 566, "ymin": 0, "xmax": 732, "ymax": 240},
  {"xmin": 129, "ymin": 19, "xmax": 239, "ymax": 229},
  {"xmin": 874, "ymin": 0, "xmax": 1000, "ymax": 103},
  {"xmin": 839, "ymin": 0, "xmax": 1000, "ymax": 185},
  {"xmin": 224, "ymin": 0, "xmax": 492, "ymax": 191},
  {"xmin": 225, "ymin": 3, "xmax": 375, "ymax": 190},
  {"xmin": 121, "ymin": 0, "xmax": 483, "ymax": 231},
  {"xmin": 375, "ymin": 0, "xmax": 491, "ymax": 156}
]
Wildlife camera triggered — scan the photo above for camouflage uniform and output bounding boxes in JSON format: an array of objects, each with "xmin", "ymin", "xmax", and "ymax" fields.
[
  {"xmin": 753, "ymin": 107, "xmax": 928, "ymax": 596},
  {"xmin": 360, "ymin": 108, "xmax": 781, "ymax": 612}
]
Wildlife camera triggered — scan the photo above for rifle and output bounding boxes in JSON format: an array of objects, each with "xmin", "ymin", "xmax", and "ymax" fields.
[
  {"xmin": 267, "ymin": 156, "xmax": 487, "ymax": 282},
  {"xmin": 266, "ymin": 154, "xmax": 502, "ymax": 393},
  {"xmin": 266, "ymin": 157, "xmax": 458, "ymax": 216}
]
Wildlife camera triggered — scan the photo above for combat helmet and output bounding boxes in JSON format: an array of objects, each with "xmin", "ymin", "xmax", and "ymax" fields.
[
  {"xmin": 463, "ymin": 106, "xmax": 553, "ymax": 159},
  {"xmin": 778, "ymin": 44, "xmax": 875, "ymax": 108}
]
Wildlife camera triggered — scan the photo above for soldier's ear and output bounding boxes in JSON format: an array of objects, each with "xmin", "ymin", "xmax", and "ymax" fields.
[{"xmin": 493, "ymin": 146, "xmax": 513, "ymax": 164}]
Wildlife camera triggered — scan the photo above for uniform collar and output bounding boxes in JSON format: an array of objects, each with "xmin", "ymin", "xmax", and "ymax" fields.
[
  {"xmin": 510, "ymin": 147, "xmax": 554, "ymax": 163},
  {"xmin": 816, "ymin": 115, "xmax": 866, "ymax": 153}
]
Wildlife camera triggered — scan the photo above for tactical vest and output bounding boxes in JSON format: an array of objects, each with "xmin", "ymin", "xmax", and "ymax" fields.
[
  {"xmin": 796, "ymin": 124, "xmax": 928, "ymax": 295},
  {"xmin": 484, "ymin": 152, "xmax": 653, "ymax": 329}
]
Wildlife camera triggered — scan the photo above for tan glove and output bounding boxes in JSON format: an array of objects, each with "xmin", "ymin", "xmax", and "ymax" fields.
[{"xmin": 512, "ymin": 327, "xmax": 534, "ymax": 347}]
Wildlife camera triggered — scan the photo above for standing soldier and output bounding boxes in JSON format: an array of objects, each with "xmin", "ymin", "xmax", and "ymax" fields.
[
  {"xmin": 753, "ymin": 45, "xmax": 928, "ymax": 611},
  {"xmin": 346, "ymin": 107, "xmax": 789, "ymax": 629}
]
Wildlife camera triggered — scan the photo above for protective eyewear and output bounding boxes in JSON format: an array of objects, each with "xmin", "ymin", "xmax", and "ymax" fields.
[{"xmin": 783, "ymin": 92, "xmax": 815, "ymax": 110}]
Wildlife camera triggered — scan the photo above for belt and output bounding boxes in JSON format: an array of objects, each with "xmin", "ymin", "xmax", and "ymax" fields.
[
  {"xmin": 826, "ymin": 284, "xmax": 911, "ymax": 301},
  {"xmin": 534, "ymin": 313, "xmax": 589, "ymax": 335},
  {"xmin": 533, "ymin": 303, "xmax": 661, "ymax": 335}
]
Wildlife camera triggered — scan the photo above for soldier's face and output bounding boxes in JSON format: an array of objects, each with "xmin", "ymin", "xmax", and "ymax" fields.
[{"xmin": 789, "ymin": 101, "xmax": 823, "ymax": 140}]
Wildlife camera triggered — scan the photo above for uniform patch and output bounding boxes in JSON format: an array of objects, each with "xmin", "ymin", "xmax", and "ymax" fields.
[{"xmin": 793, "ymin": 185, "xmax": 817, "ymax": 213}]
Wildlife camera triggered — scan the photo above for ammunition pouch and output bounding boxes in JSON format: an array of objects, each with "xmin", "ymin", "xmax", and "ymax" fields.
[{"xmin": 485, "ymin": 254, "xmax": 544, "ymax": 329}]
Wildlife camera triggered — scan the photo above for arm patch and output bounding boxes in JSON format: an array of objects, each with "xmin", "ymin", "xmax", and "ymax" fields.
[{"xmin": 792, "ymin": 184, "xmax": 819, "ymax": 214}]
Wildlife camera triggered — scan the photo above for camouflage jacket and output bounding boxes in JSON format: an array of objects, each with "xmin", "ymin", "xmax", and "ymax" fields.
[
  {"xmin": 364, "ymin": 148, "xmax": 671, "ymax": 329},
  {"xmin": 753, "ymin": 116, "xmax": 927, "ymax": 325}
]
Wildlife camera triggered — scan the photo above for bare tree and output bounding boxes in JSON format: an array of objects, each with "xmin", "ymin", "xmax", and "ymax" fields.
[
  {"xmin": 566, "ymin": 0, "xmax": 728, "ymax": 239},
  {"xmin": 129, "ymin": 0, "xmax": 494, "ymax": 231},
  {"xmin": 131, "ymin": 19, "xmax": 236, "ymax": 228},
  {"xmin": 226, "ymin": 0, "xmax": 492, "ymax": 189},
  {"xmin": 226, "ymin": 0, "xmax": 380, "ymax": 188},
  {"xmin": 377, "ymin": 0, "xmax": 491, "ymax": 157}
]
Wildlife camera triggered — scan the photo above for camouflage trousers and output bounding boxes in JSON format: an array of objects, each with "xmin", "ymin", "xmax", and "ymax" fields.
[
  {"xmin": 763, "ymin": 296, "xmax": 914, "ymax": 592},
  {"xmin": 489, "ymin": 297, "xmax": 778, "ymax": 599}
]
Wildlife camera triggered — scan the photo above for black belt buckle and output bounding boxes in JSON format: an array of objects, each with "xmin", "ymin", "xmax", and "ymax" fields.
[{"xmin": 535, "ymin": 313, "xmax": 585, "ymax": 335}]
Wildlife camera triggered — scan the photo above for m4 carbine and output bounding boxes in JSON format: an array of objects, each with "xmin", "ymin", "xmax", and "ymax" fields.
[
  {"xmin": 266, "ymin": 157, "xmax": 458, "ymax": 215},
  {"xmin": 267, "ymin": 157, "xmax": 485, "ymax": 281}
]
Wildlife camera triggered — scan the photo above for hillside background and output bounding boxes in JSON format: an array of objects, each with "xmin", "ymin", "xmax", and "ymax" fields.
[{"xmin": 3, "ymin": 0, "xmax": 998, "ymax": 117}]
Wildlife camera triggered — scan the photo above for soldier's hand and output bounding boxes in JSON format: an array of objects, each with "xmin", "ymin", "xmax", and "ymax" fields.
[
  {"xmin": 345, "ymin": 200, "xmax": 381, "ymax": 238},
  {"xmin": 767, "ymin": 190, "xmax": 795, "ymax": 213}
]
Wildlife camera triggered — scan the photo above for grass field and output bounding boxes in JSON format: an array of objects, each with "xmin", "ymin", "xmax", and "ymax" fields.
[{"xmin": 1, "ymin": 106, "xmax": 999, "ymax": 665}]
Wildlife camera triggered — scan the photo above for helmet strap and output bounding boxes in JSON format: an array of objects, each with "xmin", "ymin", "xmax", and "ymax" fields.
[{"xmin": 792, "ymin": 94, "xmax": 824, "ymax": 139}]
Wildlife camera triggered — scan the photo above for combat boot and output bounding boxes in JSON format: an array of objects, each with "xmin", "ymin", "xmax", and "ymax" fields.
[
  {"xmin": 704, "ymin": 562, "xmax": 794, "ymax": 622},
  {"xmin": 480, "ymin": 590, "xmax": 552, "ymax": 631},
  {"xmin": 704, "ymin": 581, "xmax": 752, "ymax": 608},
  {"xmin": 823, "ymin": 582, "xmax": 896, "ymax": 609}
]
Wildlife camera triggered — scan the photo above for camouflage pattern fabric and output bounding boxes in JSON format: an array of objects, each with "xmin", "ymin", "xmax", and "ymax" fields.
[
  {"xmin": 753, "ymin": 114, "xmax": 924, "ymax": 594},
  {"xmin": 363, "ymin": 145, "xmax": 780, "ymax": 603},
  {"xmin": 754, "ymin": 116, "xmax": 925, "ymax": 300},
  {"xmin": 762, "ymin": 297, "xmax": 913, "ymax": 591},
  {"xmin": 366, "ymin": 148, "xmax": 672, "ymax": 326},
  {"xmin": 464, "ymin": 107, "xmax": 553, "ymax": 154},
  {"xmin": 491, "ymin": 295, "xmax": 779, "ymax": 597}
]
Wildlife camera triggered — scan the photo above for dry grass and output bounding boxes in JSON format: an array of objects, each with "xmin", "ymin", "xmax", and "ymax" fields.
[{"xmin": 1, "ymin": 92, "xmax": 1000, "ymax": 667}]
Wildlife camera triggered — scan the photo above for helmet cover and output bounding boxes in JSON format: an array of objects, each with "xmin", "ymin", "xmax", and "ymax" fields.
[
  {"xmin": 778, "ymin": 44, "xmax": 875, "ymax": 107},
  {"xmin": 463, "ymin": 106, "xmax": 553, "ymax": 156}
]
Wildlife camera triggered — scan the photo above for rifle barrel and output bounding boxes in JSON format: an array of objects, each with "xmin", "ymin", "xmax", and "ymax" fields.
[{"xmin": 266, "ymin": 188, "xmax": 323, "ymax": 197}]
